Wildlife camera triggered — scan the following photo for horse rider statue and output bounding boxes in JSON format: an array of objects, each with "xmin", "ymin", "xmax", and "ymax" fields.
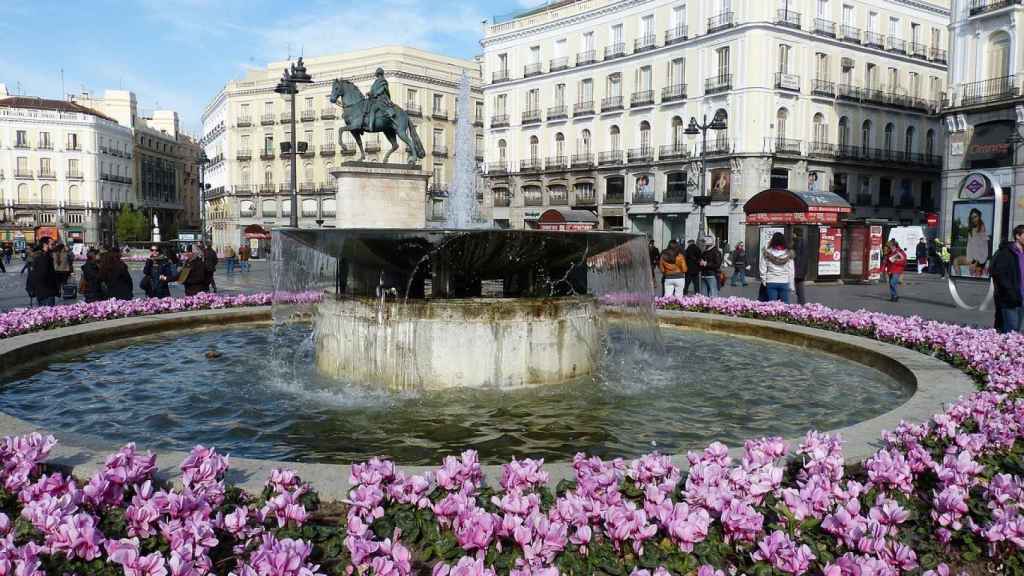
[{"xmin": 329, "ymin": 68, "xmax": 425, "ymax": 164}]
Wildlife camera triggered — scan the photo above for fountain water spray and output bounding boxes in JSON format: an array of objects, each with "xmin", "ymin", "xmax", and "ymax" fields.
[{"xmin": 446, "ymin": 72, "xmax": 484, "ymax": 229}]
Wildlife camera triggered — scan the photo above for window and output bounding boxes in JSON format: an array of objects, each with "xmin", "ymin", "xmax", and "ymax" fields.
[
  {"xmin": 68, "ymin": 185, "xmax": 81, "ymax": 203},
  {"xmin": 884, "ymin": 123, "xmax": 895, "ymax": 153},
  {"xmin": 813, "ymin": 113, "xmax": 827, "ymax": 143},
  {"xmin": 39, "ymin": 132, "xmax": 51, "ymax": 149},
  {"xmin": 988, "ymin": 32, "xmax": 1011, "ymax": 80},
  {"xmin": 68, "ymin": 158, "xmax": 79, "ymax": 176},
  {"xmin": 930, "ymin": 76, "xmax": 941, "ymax": 100},
  {"xmin": 866, "ymin": 63, "xmax": 877, "ymax": 90},
  {"xmin": 240, "ymin": 200, "xmax": 255, "ymax": 217},
  {"xmin": 611, "ymin": 24, "xmax": 623, "ymax": 45},
  {"xmin": 497, "ymin": 139, "xmax": 507, "ymax": 162},
  {"xmin": 529, "ymin": 135, "xmax": 539, "ymax": 160},
  {"xmin": 868, "ymin": 11, "xmax": 877, "ymax": 32},
  {"xmin": 672, "ymin": 5, "xmax": 686, "ymax": 29},
  {"xmin": 526, "ymin": 88, "xmax": 540, "ymax": 111},
  {"xmin": 610, "ymin": 125, "xmax": 621, "ymax": 150},
  {"xmin": 641, "ymin": 15, "xmax": 654, "ymax": 38},
  {"xmin": 666, "ymin": 172, "xmax": 686, "ymax": 200},
  {"xmin": 838, "ymin": 117, "xmax": 849, "ymax": 147},
  {"xmin": 495, "ymin": 94, "xmax": 507, "ymax": 116},
  {"xmin": 529, "ymin": 45, "xmax": 540, "ymax": 64},
  {"xmin": 861, "ymin": 120, "xmax": 872, "ymax": 151},
  {"xmin": 926, "ymin": 129, "xmax": 935, "ymax": 157},
  {"xmin": 303, "ymin": 162, "xmax": 313, "ymax": 183},
  {"xmin": 432, "ymin": 94, "xmax": 443, "ymax": 114},
  {"xmin": 607, "ymin": 73, "xmax": 621, "ymax": 98},
  {"xmin": 669, "ymin": 58, "xmax": 685, "ymax": 85},
  {"xmin": 816, "ymin": 53, "xmax": 829, "ymax": 80},
  {"xmin": 931, "ymin": 27, "xmax": 941, "ymax": 49},
  {"xmin": 241, "ymin": 165, "xmax": 250, "ymax": 186},
  {"xmin": 911, "ymin": 23, "xmax": 920, "ymax": 45},
  {"xmin": 40, "ymin": 184, "xmax": 54, "ymax": 203},
  {"xmin": 905, "ymin": 126, "xmax": 915, "ymax": 156},
  {"xmin": 554, "ymin": 38, "xmax": 566, "ymax": 57},
  {"xmin": 264, "ymin": 101, "xmax": 273, "ymax": 115},
  {"xmin": 639, "ymin": 121, "xmax": 651, "ymax": 151},
  {"xmin": 40, "ymin": 158, "xmax": 51, "ymax": 176},
  {"xmin": 433, "ymin": 128, "xmax": 444, "ymax": 149},
  {"xmin": 304, "ymin": 130, "xmax": 313, "ymax": 149},
  {"xmin": 241, "ymin": 103, "xmax": 250, "ymax": 116},
  {"xmin": 264, "ymin": 165, "xmax": 273, "ymax": 186},
  {"xmin": 17, "ymin": 183, "xmax": 29, "ymax": 203},
  {"xmin": 555, "ymin": 132, "xmax": 565, "ymax": 157},
  {"xmin": 304, "ymin": 97, "xmax": 314, "ymax": 112},
  {"xmin": 302, "ymin": 199, "xmax": 318, "ymax": 217},
  {"xmin": 778, "ymin": 44, "xmax": 791, "ymax": 74},
  {"xmin": 841, "ymin": 58, "xmax": 854, "ymax": 84},
  {"xmin": 554, "ymin": 84, "xmax": 566, "ymax": 106},
  {"xmin": 475, "ymin": 101, "xmax": 483, "ymax": 121},
  {"xmin": 15, "ymin": 131, "xmax": 27, "ymax": 147},
  {"xmin": 264, "ymin": 135, "xmax": 273, "ymax": 155},
  {"xmin": 909, "ymin": 72, "xmax": 920, "ymax": 98},
  {"xmin": 817, "ymin": 0, "xmax": 828, "ymax": 18},
  {"xmin": 67, "ymin": 133, "xmax": 78, "ymax": 150},
  {"xmin": 776, "ymin": 108, "xmax": 789, "ymax": 139},
  {"xmin": 262, "ymin": 199, "xmax": 277, "ymax": 217},
  {"xmin": 579, "ymin": 129, "xmax": 592, "ymax": 154},
  {"xmin": 323, "ymin": 129, "xmax": 333, "ymax": 146},
  {"xmin": 636, "ymin": 66, "xmax": 652, "ymax": 91},
  {"xmin": 887, "ymin": 67, "xmax": 898, "ymax": 91},
  {"xmin": 888, "ymin": 17, "xmax": 899, "ymax": 39},
  {"xmin": 714, "ymin": 109, "xmax": 729, "ymax": 149},
  {"xmin": 580, "ymin": 78, "xmax": 593, "ymax": 102},
  {"xmin": 583, "ymin": 31, "xmax": 594, "ymax": 52},
  {"xmin": 842, "ymin": 4, "xmax": 854, "ymax": 26},
  {"xmin": 716, "ymin": 46, "xmax": 730, "ymax": 77},
  {"xmin": 407, "ymin": 89, "xmax": 418, "ymax": 106},
  {"xmin": 771, "ymin": 168, "xmax": 790, "ymax": 190},
  {"xmin": 498, "ymin": 53, "xmax": 508, "ymax": 72}
]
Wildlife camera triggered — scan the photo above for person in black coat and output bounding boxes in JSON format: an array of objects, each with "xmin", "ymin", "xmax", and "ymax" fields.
[
  {"xmin": 98, "ymin": 249, "xmax": 133, "ymax": 301},
  {"xmin": 793, "ymin": 235, "xmax": 808, "ymax": 305},
  {"xmin": 915, "ymin": 238, "xmax": 929, "ymax": 274},
  {"xmin": 992, "ymin": 224, "xmax": 1024, "ymax": 334},
  {"xmin": 683, "ymin": 240, "xmax": 702, "ymax": 295},
  {"xmin": 80, "ymin": 248, "xmax": 104, "ymax": 303},
  {"xmin": 142, "ymin": 246, "xmax": 175, "ymax": 298},
  {"xmin": 28, "ymin": 238, "xmax": 60, "ymax": 306}
]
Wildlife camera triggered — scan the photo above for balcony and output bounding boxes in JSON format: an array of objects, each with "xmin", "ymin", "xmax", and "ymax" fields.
[
  {"xmin": 909, "ymin": 42, "xmax": 928, "ymax": 59},
  {"xmin": 320, "ymin": 108, "xmax": 336, "ymax": 120},
  {"xmin": 930, "ymin": 47, "xmax": 948, "ymax": 63},
  {"xmin": 67, "ymin": 171, "xmax": 84, "ymax": 181},
  {"xmin": 776, "ymin": 9, "xmax": 801, "ymax": 29},
  {"xmin": 319, "ymin": 182, "xmax": 335, "ymax": 194},
  {"xmin": 13, "ymin": 142, "xmax": 29, "ymax": 149},
  {"xmin": 523, "ymin": 193, "xmax": 544, "ymax": 207},
  {"xmin": 960, "ymin": 75, "xmax": 1019, "ymax": 107},
  {"xmin": 627, "ymin": 147, "xmax": 653, "ymax": 163},
  {"xmin": 301, "ymin": 109, "xmax": 316, "ymax": 122},
  {"xmin": 299, "ymin": 182, "xmax": 316, "ymax": 193},
  {"xmin": 705, "ymin": 140, "xmax": 731, "ymax": 155},
  {"xmin": 546, "ymin": 155, "xmax": 568, "ymax": 170},
  {"xmin": 549, "ymin": 190, "xmax": 569, "ymax": 205},
  {"xmin": 492, "ymin": 69, "xmax": 511, "ymax": 83},
  {"xmin": 601, "ymin": 96, "xmax": 624, "ymax": 112},
  {"xmin": 886, "ymin": 37, "xmax": 906, "ymax": 54},
  {"xmin": 493, "ymin": 193, "xmax": 511, "ymax": 208},
  {"xmin": 840, "ymin": 25, "xmax": 861, "ymax": 43},
  {"xmin": 261, "ymin": 114, "xmax": 275, "ymax": 125},
  {"xmin": 549, "ymin": 56, "xmax": 569, "ymax": 72},
  {"xmin": 260, "ymin": 151, "xmax": 275, "ymax": 160},
  {"xmin": 475, "ymin": 148, "xmax": 484, "ymax": 161},
  {"xmin": 659, "ymin": 144, "xmax": 689, "ymax": 160},
  {"xmin": 970, "ymin": 0, "xmax": 1023, "ymax": 16},
  {"xmin": 808, "ymin": 142, "xmax": 835, "ymax": 158},
  {"xmin": 341, "ymin": 144, "xmax": 356, "ymax": 156},
  {"xmin": 630, "ymin": 90, "xmax": 655, "ymax": 107},
  {"xmin": 634, "ymin": 35, "xmax": 657, "ymax": 53},
  {"xmin": 280, "ymin": 113, "xmax": 292, "ymax": 124},
  {"xmin": 320, "ymin": 144, "xmax": 336, "ymax": 157},
  {"xmin": 837, "ymin": 83, "xmax": 861, "ymax": 101},
  {"xmin": 38, "ymin": 170, "xmax": 56, "ymax": 180},
  {"xmin": 406, "ymin": 103, "xmax": 422, "ymax": 117},
  {"xmin": 775, "ymin": 72, "xmax": 801, "ymax": 92},
  {"xmin": 599, "ymin": 150, "xmax": 623, "ymax": 165},
  {"xmin": 474, "ymin": 114, "xmax": 484, "ymax": 127},
  {"xmin": 236, "ymin": 149, "xmax": 252, "ymax": 160},
  {"xmin": 814, "ymin": 18, "xmax": 836, "ymax": 37},
  {"xmin": 773, "ymin": 138, "xmax": 802, "ymax": 155},
  {"xmin": 661, "ymin": 84, "xmax": 687, "ymax": 103},
  {"xmin": 547, "ymin": 105, "xmax": 568, "ymax": 120},
  {"xmin": 864, "ymin": 31, "xmax": 884, "ymax": 48},
  {"xmin": 432, "ymin": 145, "xmax": 448, "ymax": 157},
  {"xmin": 258, "ymin": 184, "xmax": 275, "ymax": 194},
  {"xmin": 573, "ymin": 101, "xmax": 595, "ymax": 116},
  {"xmin": 522, "ymin": 109, "xmax": 542, "ymax": 124},
  {"xmin": 812, "ymin": 79, "xmax": 836, "ymax": 97},
  {"xmin": 604, "ymin": 43, "xmax": 626, "ymax": 60},
  {"xmin": 604, "ymin": 192, "xmax": 625, "ymax": 205},
  {"xmin": 573, "ymin": 190, "xmax": 597, "ymax": 206},
  {"xmin": 487, "ymin": 162, "xmax": 508, "ymax": 174},
  {"xmin": 491, "ymin": 114, "xmax": 510, "ymax": 128},
  {"xmin": 576, "ymin": 50, "xmax": 598, "ymax": 66},
  {"xmin": 236, "ymin": 116, "xmax": 252, "ymax": 127},
  {"xmin": 364, "ymin": 141, "xmax": 380, "ymax": 153},
  {"xmin": 571, "ymin": 153, "xmax": 593, "ymax": 168},
  {"xmin": 665, "ymin": 25, "xmax": 688, "ymax": 45},
  {"xmin": 524, "ymin": 63, "xmax": 544, "ymax": 77},
  {"xmin": 234, "ymin": 185, "xmax": 253, "ymax": 195},
  {"xmin": 38, "ymin": 141, "xmax": 53, "ymax": 150},
  {"xmin": 633, "ymin": 188, "xmax": 655, "ymax": 204},
  {"xmin": 14, "ymin": 169, "xmax": 33, "ymax": 179},
  {"xmin": 520, "ymin": 158, "xmax": 543, "ymax": 172},
  {"xmin": 432, "ymin": 108, "xmax": 448, "ymax": 120},
  {"xmin": 707, "ymin": 12, "xmax": 734, "ymax": 33},
  {"xmin": 705, "ymin": 74, "xmax": 732, "ymax": 95}
]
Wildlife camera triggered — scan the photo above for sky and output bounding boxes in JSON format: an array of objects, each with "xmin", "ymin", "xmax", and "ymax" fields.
[{"xmin": 2, "ymin": 0, "xmax": 537, "ymax": 133}]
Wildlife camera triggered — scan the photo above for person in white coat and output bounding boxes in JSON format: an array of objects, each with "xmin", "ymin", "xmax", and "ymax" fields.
[{"xmin": 759, "ymin": 232, "xmax": 795, "ymax": 303}]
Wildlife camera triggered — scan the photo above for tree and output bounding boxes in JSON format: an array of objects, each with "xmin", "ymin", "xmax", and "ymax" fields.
[{"xmin": 115, "ymin": 207, "xmax": 149, "ymax": 243}]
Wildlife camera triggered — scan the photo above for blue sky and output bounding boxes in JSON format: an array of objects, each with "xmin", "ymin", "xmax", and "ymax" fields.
[{"xmin": 3, "ymin": 0, "xmax": 534, "ymax": 133}]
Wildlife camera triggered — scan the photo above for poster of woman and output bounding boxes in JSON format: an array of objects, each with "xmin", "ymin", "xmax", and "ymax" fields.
[
  {"xmin": 951, "ymin": 202, "xmax": 993, "ymax": 278},
  {"xmin": 710, "ymin": 169, "xmax": 730, "ymax": 200},
  {"xmin": 634, "ymin": 174, "xmax": 653, "ymax": 200}
]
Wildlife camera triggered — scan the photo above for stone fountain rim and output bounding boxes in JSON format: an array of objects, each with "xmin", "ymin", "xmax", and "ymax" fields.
[{"xmin": 0, "ymin": 306, "xmax": 974, "ymax": 501}]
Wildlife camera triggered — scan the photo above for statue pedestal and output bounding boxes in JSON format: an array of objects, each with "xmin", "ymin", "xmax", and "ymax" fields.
[{"xmin": 330, "ymin": 162, "xmax": 428, "ymax": 229}]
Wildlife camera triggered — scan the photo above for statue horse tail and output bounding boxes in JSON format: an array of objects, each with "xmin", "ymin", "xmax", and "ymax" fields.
[{"xmin": 407, "ymin": 119, "xmax": 426, "ymax": 159}]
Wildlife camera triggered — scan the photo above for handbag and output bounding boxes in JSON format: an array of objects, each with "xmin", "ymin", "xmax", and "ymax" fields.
[
  {"xmin": 758, "ymin": 283, "xmax": 769, "ymax": 302},
  {"xmin": 177, "ymin": 264, "xmax": 191, "ymax": 284},
  {"xmin": 78, "ymin": 275, "xmax": 89, "ymax": 294},
  {"xmin": 140, "ymin": 274, "xmax": 153, "ymax": 293}
]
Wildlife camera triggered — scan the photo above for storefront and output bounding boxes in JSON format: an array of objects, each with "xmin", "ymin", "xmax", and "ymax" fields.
[
  {"xmin": 243, "ymin": 224, "xmax": 272, "ymax": 259},
  {"xmin": 537, "ymin": 208, "xmax": 598, "ymax": 231}
]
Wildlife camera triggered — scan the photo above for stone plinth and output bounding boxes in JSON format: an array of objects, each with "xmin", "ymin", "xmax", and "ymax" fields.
[
  {"xmin": 331, "ymin": 162, "xmax": 429, "ymax": 228},
  {"xmin": 314, "ymin": 296, "xmax": 603, "ymax": 390}
]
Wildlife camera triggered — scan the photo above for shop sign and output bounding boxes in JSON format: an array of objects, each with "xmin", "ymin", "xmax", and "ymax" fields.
[
  {"xmin": 965, "ymin": 121, "xmax": 1013, "ymax": 162},
  {"xmin": 926, "ymin": 213, "xmax": 939, "ymax": 228},
  {"xmin": 959, "ymin": 173, "xmax": 992, "ymax": 200},
  {"xmin": 523, "ymin": 210, "xmax": 542, "ymax": 220},
  {"xmin": 868, "ymin": 226, "xmax": 884, "ymax": 280},
  {"xmin": 817, "ymin": 226, "xmax": 842, "ymax": 276},
  {"xmin": 777, "ymin": 73, "xmax": 801, "ymax": 91},
  {"xmin": 746, "ymin": 211, "xmax": 840, "ymax": 224},
  {"xmin": 538, "ymin": 223, "xmax": 595, "ymax": 231}
]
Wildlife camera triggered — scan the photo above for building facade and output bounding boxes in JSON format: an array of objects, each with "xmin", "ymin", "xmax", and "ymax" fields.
[
  {"xmin": 200, "ymin": 46, "xmax": 482, "ymax": 253},
  {"xmin": 481, "ymin": 0, "xmax": 949, "ymax": 247},
  {"xmin": 940, "ymin": 0, "xmax": 1024, "ymax": 251},
  {"xmin": 0, "ymin": 86, "xmax": 134, "ymax": 247}
]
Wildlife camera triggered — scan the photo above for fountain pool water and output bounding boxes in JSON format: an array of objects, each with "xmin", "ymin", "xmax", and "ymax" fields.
[{"xmin": 0, "ymin": 322, "xmax": 910, "ymax": 464}]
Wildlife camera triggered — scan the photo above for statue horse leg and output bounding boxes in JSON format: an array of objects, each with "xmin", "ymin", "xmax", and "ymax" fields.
[
  {"xmin": 351, "ymin": 131, "xmax": 365, "ymax": 162},
  {"xmin": 382, "ymin": 128, "xmax": 400, "ymax": 164}
]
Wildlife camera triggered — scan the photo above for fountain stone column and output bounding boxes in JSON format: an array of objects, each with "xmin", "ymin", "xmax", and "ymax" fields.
[{"xmin": 330, "ymin": 162, "xmax": 430, "ymax": 228}]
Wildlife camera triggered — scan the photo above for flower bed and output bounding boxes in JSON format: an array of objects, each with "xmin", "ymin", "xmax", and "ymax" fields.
[
  {"xmin": 0, "ymin": 292, "xmax": 322, "ymax": 340},
  {"xmin": 0, "ymin": 296, "xmax": 1022, "ymax": 575}
]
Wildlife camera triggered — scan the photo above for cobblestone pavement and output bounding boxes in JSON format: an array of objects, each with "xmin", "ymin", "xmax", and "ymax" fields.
[{"xmin": 0, "ymin": 259, "xmax": 997, "ymax": 328}]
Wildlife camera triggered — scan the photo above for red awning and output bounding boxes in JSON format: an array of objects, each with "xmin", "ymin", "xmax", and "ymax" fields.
[
  {"xmin": 744, "ymin": 189, "xmax": 853, "ymax": 215},
  {"xmin": 243, "ymin": 224, "xmax": 271, "ymax": 240}
]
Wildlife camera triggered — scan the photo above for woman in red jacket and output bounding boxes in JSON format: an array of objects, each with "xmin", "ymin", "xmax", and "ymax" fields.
[{"xmin": 884, "ymin": 239, "xmax": 908, "ymax": 302}]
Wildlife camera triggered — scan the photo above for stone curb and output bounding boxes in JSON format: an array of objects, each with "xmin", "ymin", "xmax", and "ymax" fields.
[{"xmin": 0, "ymin": 307, "xmax": 976, "ymax": 501}]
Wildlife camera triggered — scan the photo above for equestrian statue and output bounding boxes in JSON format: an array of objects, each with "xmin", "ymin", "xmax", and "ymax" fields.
[{"xmin": 329, "ymin": 68, "xmax": 425, "ymax": 164}]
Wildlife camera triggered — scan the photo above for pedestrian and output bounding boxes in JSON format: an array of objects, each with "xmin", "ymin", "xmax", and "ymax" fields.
[
  {"xmin": 239, "ymin": 243, "xmax": 251, "ymax": 272},
  {"xmin": 20, "ymin": 246, "xmax": 35, "ymax": 275},
  {"xmin": 648, "ymin": 238, "xmax": 660, "ymax": 282},
  {"xmin": 142, "ymin": 245, "xmax": 174, "ymax": 298},
  {"xmin": 698, "ymin": 235, "xmax": 723, "ymax": 298},
  {"xmin": 79, "ymin": 247, "xmax": 104, "ymax": 303},
  {"xmin": 916, "ymin": 237, "xmax": 929, "ymax": 274},
  {"xmin": 991, "ymin": 224, "xmax": 1024, "ymax": 333},
  {"xmin": 28, "ymin": 238, "xmax": 60, "ymax": 306},
  {"xmin": 792, "ymin": 234, "xmax": 807, "ymax": 305},
  {"xmin": 52, "ymin": 242, "xmax": 72, "ymax": 286},
  {"xmin": 658, "ymin": 240, "xmax": 687, "ymax": 297},
  {"xmin": 759, "ymin": 232, "xmax": 795, "ymax": 303},
  {"xmin": 2, "ymin": 245, "xmax": 10, "ymax": 267},
  {"xmin": 729, "ymin": 241, "xmax": 748, "ymax": 287},
  {"xmin": 202, "ymin": 243, "xmax": 219, "ymax": 293},
  {"xmin": 884, "ymin": 239, "xmax": 908, "ymax": 302},
  {"xmin": 938, "ymin": 241, "xmax": 951, "ymax": 277},
  {"xmin": 98, "ymin": 249, "xmax": 133, "ymax": 301},
  {"xmin": 683, "ymin": 239, "xmax": 701, "ymax": 295},
  {"xmin": 223, "ymin": 244, "xmax": 237, "ymax": 275},
  {"xmin": 180, "ymin": 251, "xmax": 209, "ymax": 296},
  {"xmin": 0, "ymin": 247, "xmax": 5, "ymax": 274}
]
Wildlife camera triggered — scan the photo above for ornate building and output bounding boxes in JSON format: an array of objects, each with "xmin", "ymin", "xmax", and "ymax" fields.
[
  {"xmin": 200, "ymin": 46, "xmax": 482, "ymax": 254},
  {"xmin": 481, "ymin": 0, "xmax": 949, "ymax": 247}
]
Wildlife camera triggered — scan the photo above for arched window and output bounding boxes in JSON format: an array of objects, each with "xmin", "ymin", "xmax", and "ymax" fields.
[
  {"xmin": 529, "ymin": 135, "xmax": 539, "ymax": 160},
  {"xmin": 263, "ymin": 165, "xmax": 273, "ymax": 186},
  {"xmin": 812, "ymin": 113, "xmax": 827, "ymax": 144},
  {"xmin": 302, "ymin": 198, "xmax": 318, "ymax": 217},
  {"xmin": 40, "ymin": 184, "xmax": 54, "ymax": 204},
  {"xmin": 261, "ymin": 199, "xmax": 277, "ymax": 217},
  {"xmin": 240, "ymin": 200, "xmax": 255, "ymax": 217},
  {"xmin": 884, "ymin": 123, "xmax": 895, "ymax": 154},
  {"xmin": 776, "ymin": 108, "xmax": 789, "ymax": 140},
  {"xmin": 988, "ymin": 32, "xmax": 1011, "ymax": 81},
  {"xmin": 241, "ymin": 165, "xmax": 250, "ymax": 186},
  {"xmin": 861, "ymin": 120, "xmax": 872, "ymax": 153},
  {"xmin": 579, "ymin": 129, "xmax": 591, "ymax": 154},
  {"xmin": 554, "ymin": 132, "xmax": 565, "ymax": 157},
  {"xmin": 671, "ymin": 116, "xmax": 684, "ymax": 147},
  {"xmin": 17, "ymin": 183, "xmax": 29, "ymax": 203},
  {"xmin": 610, "ymin": 125, "xmax": 621, "ymax": 151},
  {"xmin": 322, "ymin": 198, "xmax": 337, "ymax": 217},
  {"xmin": 838, "ymin": 117, "xmax": 850, "ymax": 148},
  {"xmin": 68, "ymin": 185, "xmax": 80, "ymax": 204},
  {"xmin": 714, "ymin": 109, "xmax": 729, "ymax": 150},
  {"xmin": 303, "ymin": 162, "xmax": 313, "ymax": 183},
  {"xmin": 497, "ymin": 139, "xmax": 507, "ymax": 162},
  {"xmin": 639, "ymin": 121, "xmax": 651, "ymax": 151},
  {"xmin": 904, "ymin": 126, "xmax": 915, "ymax": 157},
  {"xmin": 925, "ymin": 129, "xmax": 935, "ymax": 157}
]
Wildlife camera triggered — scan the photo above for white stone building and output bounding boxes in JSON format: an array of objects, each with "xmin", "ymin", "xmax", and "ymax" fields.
[
  {"xmin": 481, "ymin": 0, "xmax": 949, "ymax": 247},
  {"xmin": 200, "ymin": 46, "xmax": 482, "ymax": 255},
  {"xmin": 0, "ymin": 86, "xmax": 133, "ymax": 247},
  {"xmin": 940, "ymin": 0, "xmax": 1024, "ymax": 247}
]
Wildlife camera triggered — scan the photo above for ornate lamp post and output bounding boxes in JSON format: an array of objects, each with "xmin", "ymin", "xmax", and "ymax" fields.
[
  {"xmin": 197, "ymin": 150, "xmax": 209, "ymax": 244},
  {"xmin": 683, "ymin": 110, "xmax": 728, "ymax": 239},
  {"xmin": 274, "ymin": 57, "xmax": 314, "ymax": 228}
]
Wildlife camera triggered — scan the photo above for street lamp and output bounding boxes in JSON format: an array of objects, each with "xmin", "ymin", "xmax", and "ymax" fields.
[
  {"xmin": 684, "ymin": 110, "xmax": 728, "ymax": 239},
  {"xmin": 274, "ymin": 57, "xmax": 314, "ymax": 229},
  {"xmin": 197, "ymin": 150, "xmax": 209, "ymax": 244}
]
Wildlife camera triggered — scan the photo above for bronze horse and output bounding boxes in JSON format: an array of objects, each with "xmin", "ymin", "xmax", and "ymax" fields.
[{"xmin": 328, "ymin": 78, "xmax": 425, "ymax": 164}]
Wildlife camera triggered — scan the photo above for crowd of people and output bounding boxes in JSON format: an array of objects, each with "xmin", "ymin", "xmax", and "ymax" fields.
[{"xmin": 20, "ymin": 239, "xmax": 225, "ymax": 307}]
